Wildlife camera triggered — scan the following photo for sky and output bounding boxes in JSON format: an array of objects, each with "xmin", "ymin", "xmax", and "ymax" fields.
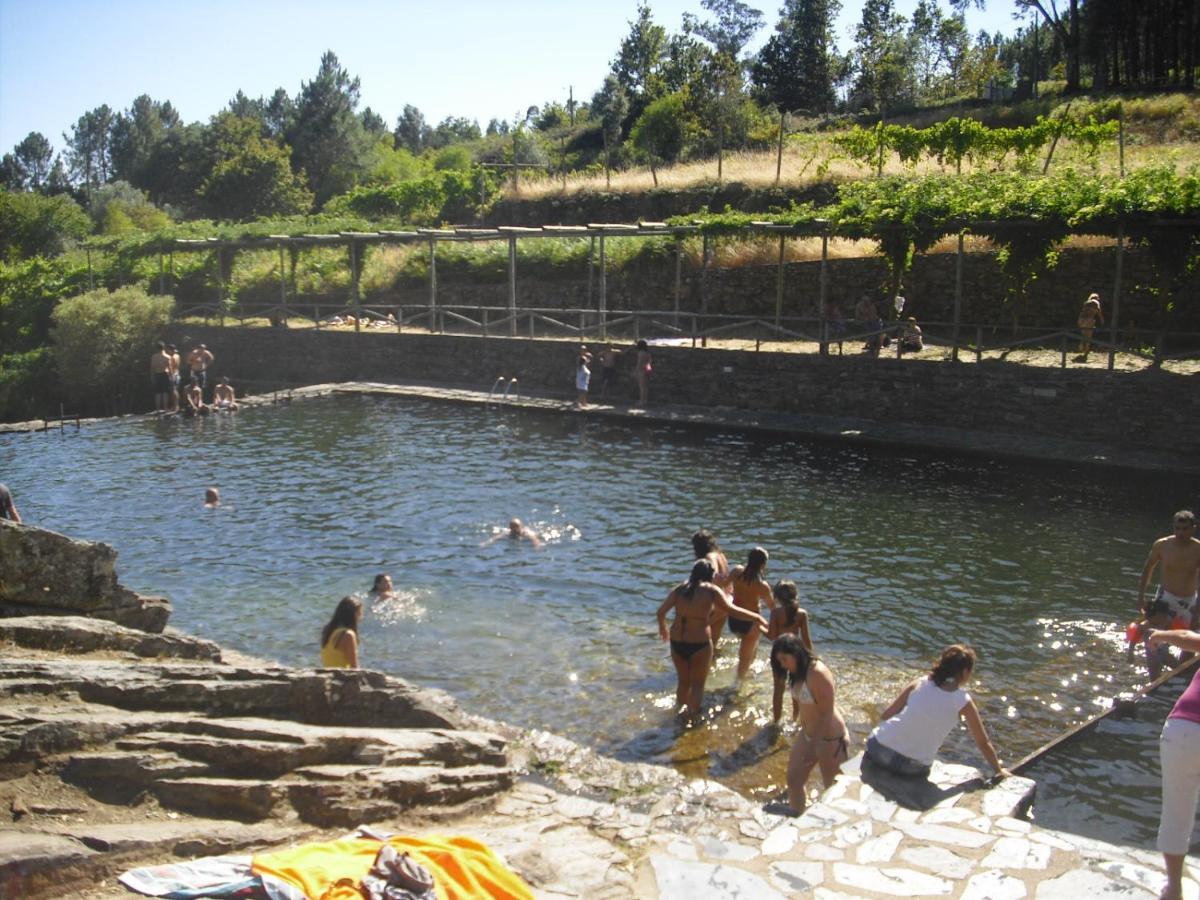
[{"xmin": 0, "ymin": 0, "xmax": 1023, "ymax": 157}]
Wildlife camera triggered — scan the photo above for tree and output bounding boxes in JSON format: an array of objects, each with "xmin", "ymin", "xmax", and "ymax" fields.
[
  {"xmin": 612, "ymin": 2, "xmax": 668, "ymax": 122},
  {"xmin": 12, "ymin": 132, "xmax": 54, "ymax": 190},
  {"xmin": 199, "ymin": 113, "xmax": 313, "ymax": 220},
  {"xmin": 63, "ymin": 105, "xmax": 114, "ymax": 200},
  {"xmin": 263, "ymin": 89, "xmax": 295, "ymax": 139},
  {"xmin": 51, "ymin": 285, "xmax": 174, "ymax": 416},
  {"xmin": 683, "ymin": 0, "xmax": 765, "ymax": 62},
  {"xmin": 427, "ymin": 116, "xmax": 482, "ymax": 149},
  {"xmin": 286, "ymin": 51, "xmax": 373, "ymax": 207},
  {"xmin": 592, "ymin": 75, "xmax": 629, "ymax": 189},
  {"xmin": 966, "ymin": 1, "xmax": 1081, "ymax": 92},
  {"xmin": 0, "ymin": 190, "xmax": 91, "ymax": 261},
  {"xmin": 751, "ymin": 0, "xmax": 840, "ymax": 114},
  {"xmin": 395, "ymin": 105, "xmax": 429, "ymax": 154},
  {"xmin": 629, "ymin": 93, "xmax": 693, "ymax": 186},
  {"xmin": 849, "ymin": 0, "xmax": 912, "ymax": 113},
  {"xmin": 138, "ymin": 122, "xmax": 207, "ymax": 213},
  {"xmin": 360, "ymin": 107, "xmax": 388, "ymax": 137},
  {"xmin": 110, "ymin": 95, "xmax": 179, "ymax": 188}
]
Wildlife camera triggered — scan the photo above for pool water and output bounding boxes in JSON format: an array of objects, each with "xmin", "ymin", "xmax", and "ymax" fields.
[{"xmin": 4, "ymin": 395, "xmax": 1197, "ymax": 844}]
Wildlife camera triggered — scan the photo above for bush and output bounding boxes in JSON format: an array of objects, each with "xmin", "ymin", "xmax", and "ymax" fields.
[
  {"xmin": 50, "ymin": 285, "xmax": 173, "ymax": 416},
  {"xmin": 0, "ymin": 190, "xmax": 91, "ymax": 261},
  {"xmin": 0, "ymin": 347, "xmax": 57, "ymax": 423}
]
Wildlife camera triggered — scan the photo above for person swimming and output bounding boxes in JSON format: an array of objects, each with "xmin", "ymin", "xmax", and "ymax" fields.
[
  {"xmin": 657, "ymin": 559, "xmax": 767, "ymax": 717},
  {"xmin": 369, "ymin": 573, "xmax": 395, "ymax": 603},
  {"xmin": 481, "ymin": 518, "xmax": 544, "ymax": 549}
]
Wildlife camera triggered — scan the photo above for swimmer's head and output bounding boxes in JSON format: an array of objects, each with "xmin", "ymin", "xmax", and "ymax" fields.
[
  {"xmin": 1174, "ymin": 510, "xmax": 1196, "ymax": 533},
  {"xmin": 931, "ymin": 644, "xmax": 976, "ymax": 687},
  {"xmin": 372, "ymin": 573, "xmax": 392, "ymax": 593},
  {"xmin": 692, "ymin": 529, "xmax": 718, "ymax": 558},
  {"xmin": 509, "ymin": 518, "xmax": 523, "ymax": 537},
  {"xmin": 204, "ymin": 487, "xmax": 220, "ymax": 505}
]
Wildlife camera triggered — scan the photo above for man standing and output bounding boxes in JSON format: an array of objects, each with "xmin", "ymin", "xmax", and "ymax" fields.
[
  {"xmin": 167, "ymin": 344, "xmax": 182, "ymax": 412},
  {"xmin": 598, "ymin": 343, "xmax": 621, "ymax": 399},
  {"xmin": 150, "ymin": 342, "xmax": 172, "ymax": 413},
  {"xmin": 0, "ymin": 483, "xmax": 20, "ymax": 523},
  {"xmin": 187, "ymin": 344, "xmax": 214, "ymax": 396},
  {"xmin": 1139, "ymin": 510, "xmax": 1200, "ymax": 629}
]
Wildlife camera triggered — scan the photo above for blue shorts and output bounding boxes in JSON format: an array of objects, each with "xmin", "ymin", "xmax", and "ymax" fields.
[{"xmin": 865, "ymin": 735, "xmax": 930, "ymax": 777}]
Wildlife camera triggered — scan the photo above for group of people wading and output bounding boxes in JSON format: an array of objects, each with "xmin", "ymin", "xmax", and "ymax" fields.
[{"xmin": 659, "ymin": 529, "xmax": 1009, "ymax": 816}]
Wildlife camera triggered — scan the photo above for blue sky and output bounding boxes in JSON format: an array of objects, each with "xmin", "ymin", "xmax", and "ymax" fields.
[{"xmin": 0, "ymin": 0, "xmax": 1021, "ymax": 157}]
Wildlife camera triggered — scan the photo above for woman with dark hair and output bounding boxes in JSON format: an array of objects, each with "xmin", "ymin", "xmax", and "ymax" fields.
[
  {"xmin": 768, "ymin": 581, "xmax": 813, "ymax": 723},
  {"xmin": 770, "ymin": 635, "xmax": 849, "ymax": 813},
  {"xmin": 728, "ymin": 547, "xmax": 775, "ymax": 681},
  {"xmin": 320, "ymin": 596, "xmax": 362, "ymax": 669},
  {"xmin": 866, "ymin": 644, "xmax": 1008, "ymax": 779},
  {"xmin": 369, "ymin": 573, "xmax": 395, "ymax": 602},
  {"xmin": 658, "ymin": 559, "xmax": 768, "ymax": 716},
  {"xmin": 634, "ymin": 340, "xmax": 652, "ymax": 407},
  {"xmin": 692, "ymin": 529, "xmax": 731, "ymax": 651}
]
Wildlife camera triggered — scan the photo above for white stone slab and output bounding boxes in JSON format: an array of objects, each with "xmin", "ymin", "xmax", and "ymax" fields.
[
  {"xmin": 960, "ymin": 869, "xmax": 1028, "ymax": 900},
  {"xmin": 834, "ymin": 819, "xmax": 874, "ymax": 847},
  {"xmin": 981, "ymin": 836, "xmax": 1052, "ymax": 870},
  {"xmin": 768, "ymin": 861, "xmax": 825, "ymax": 893},
  {"xmin": 1028, "ymin": 830, "xmax": 1075, "ymax": 851},
  {"xmin": 898, "ymin": 845, "xmax": 973, "ymax": 880},
  {"xmin": 856, "ymin": 830, "xmax": 903, "ymax": 865},
  {"xmin": 832, "ymin": 863, "xmax": 953, "ymax": 896},
  {"xmin": 966, "ymin": 815, "xmax": 993, "ymax": 834},
  {"xmin": 666, "ymin": 838, "xmax": 697, "ymax": 860},
  {"xmin": 697, "ymin": 835, "xmax": 760, "ymax": 862},
  {"xmin": 981, "ymin": 776, "xmax": 1035, "ymax": 818},
  {"xmin": 894, "ymin": 821, "xmax": 996, "ymax": 849},
  {"xmin": 892, "ymin": 807, "xmax": 921, "ymax": 823},
  {"xmin": 1094, "ymin": 859, "xmax": 1174, "ymax": 896},
  {"xmin": 995, "ymin": 816, "xmax": 1033, "ymax": 834},
  {"xmin": 807, "ymin": 843, "xmax": 846, "ymax": 861},
  {"xmin": 796, "ymin": 806, "xmax": 850, "ymax": 830},
  {"xmin": 920, "ymin": 807, "xmax": 975, "ymax": 825},
  {"xmin": 651, "ymin": 855, "xmax": 787, "ymax": 900},
  {"xmin": 761, "ymin": 825, "xmax": 798, "ymax": 856},
  {"xmin": 830, "ymin": 798, "xmax": 869, "ymax": 816},
  {"xmin": 1034, "ymin": 868, "xmax": 1157, "ymax": 899},
  {"xmin": 814, "ymin": 889, "xmax": 872, "ymax": 900},
  {"xmin": 865, "ymin": 792, "xmax": 898, "ymax": 823},
  {"xmin": 554, "ymin": 795, "xmax": 603, "ymax": 818}
]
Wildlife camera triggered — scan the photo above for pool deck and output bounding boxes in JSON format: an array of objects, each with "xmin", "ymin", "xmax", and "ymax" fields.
[{"xmin": 317, "ymin": 381, "xmax": 1200, "ymax": 476}]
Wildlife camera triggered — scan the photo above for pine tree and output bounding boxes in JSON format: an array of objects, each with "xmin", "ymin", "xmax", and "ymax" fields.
[{"xmin": 751, "ymin": 0, "xmax": 840, "ymax": 113}]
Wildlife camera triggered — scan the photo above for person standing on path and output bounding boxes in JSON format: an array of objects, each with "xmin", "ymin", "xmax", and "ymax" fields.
[
  {"xmin": 1077, "ymin": 292, "xmax": 1104, "ymax": 359},
  {"xmin": 150, "ymin": 342, "xmax": 172, "ymax": 413},
  {"xmin": 1138, "ymin": 511, "xmax": 1200, "ymax": 630},
  {"xmin": 598, "ymin": 343, "xmax": 621, "ymax": 399},
  {"xmin": 0, "ymin": 483, "xmax": 21, "ymax": 523},
  {"xmin": 1145, "ymin": 627, "xmax": 1200, "ymax": 900}
]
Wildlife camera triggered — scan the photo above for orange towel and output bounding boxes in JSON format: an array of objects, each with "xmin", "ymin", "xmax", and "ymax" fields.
[{"xmin": 252, "ymin": 833, "xmax": 534, "ymax": 900}]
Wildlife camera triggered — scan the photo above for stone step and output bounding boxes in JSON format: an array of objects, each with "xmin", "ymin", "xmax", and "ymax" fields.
[
  {"xmin": 152, "ymin": 776, "xmax": 287, "ymax": 822},
  {"xmin": 61, "ymin": 750, "xmax": 212, "ymax": 802},
  {"xmin": 0, "ymin": 615, "xmax": 221, "ymax": 661}
]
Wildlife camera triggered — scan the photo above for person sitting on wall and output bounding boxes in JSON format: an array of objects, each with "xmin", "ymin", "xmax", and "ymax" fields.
[
  {"xmin": 212, "ymin": 377, "xmax": 239, "ymax": 412},
  {"xmin": 184, "ymin": 377, "xmax": 210, "ymax": 417},
  {"xmin": 899, "ymin": 317, "xmax": 924, "ymax": 354}
]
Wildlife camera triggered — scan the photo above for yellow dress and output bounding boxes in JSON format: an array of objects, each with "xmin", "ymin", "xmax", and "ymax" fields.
[{"xmin": 321, "ymin": 627, "xmax": 354, "ymax": 668}]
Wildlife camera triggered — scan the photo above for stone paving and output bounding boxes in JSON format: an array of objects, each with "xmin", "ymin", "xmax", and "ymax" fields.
[{"xmin": 489, "ymin": 728, "xmax": 1200, "ymax": 899}]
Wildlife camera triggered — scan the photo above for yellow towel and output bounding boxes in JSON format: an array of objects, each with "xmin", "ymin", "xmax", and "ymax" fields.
[{"xmin": 252, "ymin": 833, "xmax": 534, "ymax": 900}]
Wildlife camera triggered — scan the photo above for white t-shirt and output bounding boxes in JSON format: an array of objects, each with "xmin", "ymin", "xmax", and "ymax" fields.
[{"xmin": 872, "ymin": 676, "xmax": 969, "ymax": 766}]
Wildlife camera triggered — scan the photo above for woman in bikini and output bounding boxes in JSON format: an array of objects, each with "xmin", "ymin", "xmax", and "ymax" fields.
[
  {"xmin": 728, "ymin": 547, "xmax": 775, "ymax": 682},
  {"xmin": 1077, "ymin": 292, "xmax": 1104, "ymax": 358},
  {"xmin": 692, "ymin": 529, "xmax": 731, "ymax": 652},
  {"xmin": 770, "ymin": 634, "xmax": 849, "ymax": 814},
  {"xmin": 768, "ymin": 581, "xmax": 813, "ymax": 723},
  {"xmin": 658, "ymin": 559, "xmax": 768, "ymax": 717}
]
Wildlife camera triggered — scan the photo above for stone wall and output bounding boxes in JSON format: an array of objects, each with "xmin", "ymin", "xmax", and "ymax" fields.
[{"xmin": 167, "ymin": 325, "xmax": 1200, "ymax": 449}]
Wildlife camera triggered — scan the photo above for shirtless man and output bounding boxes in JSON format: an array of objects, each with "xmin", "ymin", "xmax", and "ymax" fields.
[
  {"xmin": 150, "ymin": 342, "xmax": 172, "ymax": 413},
  {"xmin": 481, "ymin": 518, "xmax": 544, "ymax": 549},
  {"xmin": 167, "ymin": 344, "xmax": 182, "ymax": 412},
  {"xmin": 0, "ymin": 483, "xmax": 21, "ymax": 523},
  {"xmin": 1138, "ymin": 511, "xmax": 1200, "ymax": 629},
  {"xmin": 212, "ymin": 377, "xmax": 239, "ymax": 412},
  {"xmin": 187, "ymin": 344, "xmax": 214, "ymax": 394}
]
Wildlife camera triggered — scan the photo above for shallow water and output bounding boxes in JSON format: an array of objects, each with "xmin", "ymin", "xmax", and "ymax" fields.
[{"xmin": 4, "ymin": 395, "xmax": 1197, "ymax": 843}]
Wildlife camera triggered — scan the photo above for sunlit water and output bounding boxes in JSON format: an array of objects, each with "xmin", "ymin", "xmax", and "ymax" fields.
[{"xmin": 4, "ymin": 395, "xmax": 1198, "ymax": 845}]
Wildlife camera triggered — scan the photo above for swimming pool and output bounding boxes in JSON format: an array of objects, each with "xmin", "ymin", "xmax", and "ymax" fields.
[{"xmin": 3, "ymin": 394, "xmax": 1197, "ymax": 843}]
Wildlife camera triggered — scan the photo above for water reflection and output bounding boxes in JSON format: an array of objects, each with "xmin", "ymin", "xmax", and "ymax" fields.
[{"xmin": 3, "ymin": 394, "xmax": 1199, "ymax": 841}]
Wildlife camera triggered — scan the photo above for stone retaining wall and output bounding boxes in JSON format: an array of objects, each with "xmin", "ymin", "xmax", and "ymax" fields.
[{"xmin": 167, "ymin": 325, "xmax": 1200, "ymax": 449}]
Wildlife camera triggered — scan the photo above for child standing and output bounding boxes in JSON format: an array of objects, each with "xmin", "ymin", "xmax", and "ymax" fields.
[{"xmin": 575, "ymin": 352, "xmax": 591, "ymax": 408}]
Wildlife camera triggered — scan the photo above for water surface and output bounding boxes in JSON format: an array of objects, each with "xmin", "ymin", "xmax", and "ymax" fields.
[{"xmin": 4, "ymin": 395, "xmax": 1197, "ymax": 843}]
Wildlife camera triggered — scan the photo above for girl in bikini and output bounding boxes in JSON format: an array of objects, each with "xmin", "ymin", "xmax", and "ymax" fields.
[
  {"xmin": 658, "ymin": 559, "xmax": 767, "ymax": 717},
  {"xmin": 767, "ymin": 581, "xmax": 813, "ymax": 723},
  {"xmin": 692, "ymin": 529, "xmax": 731, "ymax": 653},
  {"xmin": 770, "ymin": 634, "xmax": 849, "ymax": 814},
  {"xmin": 728, "ymin": 547, "xmax": 775, "ymax": 682}
]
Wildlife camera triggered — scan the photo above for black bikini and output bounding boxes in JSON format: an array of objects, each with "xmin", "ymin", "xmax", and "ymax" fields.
[{"xmin": 671, "ymin": 639, "xmax": 710, "ymax": 660}]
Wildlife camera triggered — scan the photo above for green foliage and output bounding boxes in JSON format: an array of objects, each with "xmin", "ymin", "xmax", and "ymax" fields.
[
  {"xmin": 0, "ymin": 191, "xmax": 92, "ymax": 261},
  {"xmin": 327, "ymin": 169, "xmax": 497, "ymax": 225},
  {"xmin": 433, "ymin": 145, "xmax": 473, "ymax": 172},
  {"xmin": 199, "ymin": 113, "xmax": 314, "ymax": 220},
  {"xmin": 50, "ymin": 285, "xmax": 173, "ymax": 416},
  {"xmin": 0, "ymin": 347, "xmax": 57, "ymax": 422},
  {"xmin": 629, "ymin": 93, "xmax": 693, "ymax": 183},
  {"xmin": 0, "ymin": 256, "xmax": 89, "ymax": 351},
  {"xmin": 366, "ymin": 138, "xmax": 428, "ymax": 184}
]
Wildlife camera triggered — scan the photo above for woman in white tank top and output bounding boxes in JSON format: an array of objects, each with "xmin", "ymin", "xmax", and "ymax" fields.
[{"xmin": 866, "ymin": 644, "xmax": 1009, "ymax": 779}]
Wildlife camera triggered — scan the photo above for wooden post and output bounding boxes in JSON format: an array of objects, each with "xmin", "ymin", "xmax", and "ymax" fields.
[
  {"xmin": 975, "ymin": 325, "xmax": 983, "ymax": 364},
  {"xmin": 953, "ymin": 232, "xmax": 963, "ymax": 362},
  {"xmin": 507, "ymin": 235, "xmax": 517, "ymax": 337},
  {"xmin": 349, "ymin": 242, "xmax": 361, "ymax": 332},
  {"xmin": 1118, "ymin": 103, "xmax": 1125, "ymax": 179},
  {"xmin": 215, "ymin": 249, "xmax": 224, "ymax": 327},
  {"xmin": 701, "ymin": 233, "xmax": 710, "ymax": 346},
  {"xmin": 774, "ymin": 233, "xmax": 786, "ymax": 329},
  {"xmin": 587, "ymin": 236, "xmax": 595, "ymax": 309},
  {"xmin": 598, "ymin": 234, "xmax": 607, "ymax": 340},
  {"xmin": 673, "ymin": 235, "xmax": 683, "ymax": 328},
  {"xmin": 819, "ymin": 231, "xmax": 829, "ymax": 347},
  {"xmin": 86, "ymin": 248, "xmax": 94, "ymax": 290},
  {"xmin": 158, "ymin": 253, "xmax": 165, "ymax": 294},
  {"xmin": 1108, "ymin": 222, "xmax": 1124, "ymax": 372},
  {"xmin": 775, "ymin": 110, "xmax": 785, "ymax": 185},
  {"xmin": 428, "ymin": 237, "xmax": 438, "ymax": 333}
]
